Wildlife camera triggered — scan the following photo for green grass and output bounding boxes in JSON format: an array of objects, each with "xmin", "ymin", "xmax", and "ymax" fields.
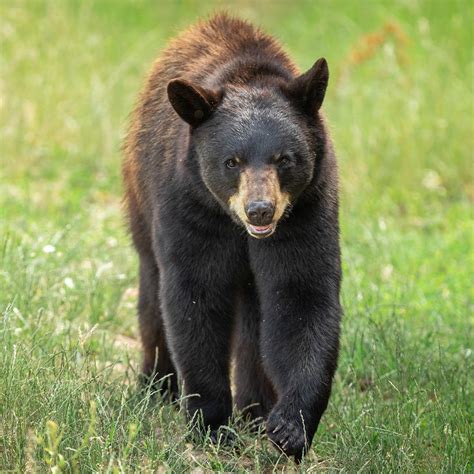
[{"xmin": 1, "ymin": 0, "xmax": 472, "ymax": 471}]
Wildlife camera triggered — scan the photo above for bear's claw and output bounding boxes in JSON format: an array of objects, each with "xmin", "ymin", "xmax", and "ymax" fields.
[{"xmin": 266, "ymin": 408, "xmax": 308, "ymax": 461}]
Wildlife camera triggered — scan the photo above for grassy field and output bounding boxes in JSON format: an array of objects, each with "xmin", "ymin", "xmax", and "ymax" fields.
[{"xmin": 1, "ymin": 0, "xmax": 472, "ymax": 471}]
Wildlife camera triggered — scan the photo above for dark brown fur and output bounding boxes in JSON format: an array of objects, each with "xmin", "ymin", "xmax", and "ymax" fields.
[
  {"xmin": 123, "ymin": 15, "xmax": 298, "ymax": 209},
  {"xmin": 123, "ymin": 14, "xmax": 341, "ymax": 461},
  {"xmin": 122, "ymin": 15, "xmax": 300, "ymax": 389}
]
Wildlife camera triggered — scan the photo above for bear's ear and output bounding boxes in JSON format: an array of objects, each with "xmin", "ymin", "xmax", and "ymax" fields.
[
  {"xmin": 285, "ymin": 57, "xmax": 329, "ymax": 117},
  {"xmin": 167, "ymin": 79, "xmax": 222, "ymax": 127}
]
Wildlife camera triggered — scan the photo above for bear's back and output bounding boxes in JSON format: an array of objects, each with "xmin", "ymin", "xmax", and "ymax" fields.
[{"xmin": 152, "ymin": 14, "xmax": 295, "ymax": 89}]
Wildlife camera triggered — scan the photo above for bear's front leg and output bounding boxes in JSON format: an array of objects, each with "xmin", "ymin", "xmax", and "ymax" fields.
[
  {"xmin": 156, "ymin": 223, "xmax": 244, "ymax": 441},
  {"xmin": 250, "ymin": 224, "xmax": 342, "ymax": 460}
]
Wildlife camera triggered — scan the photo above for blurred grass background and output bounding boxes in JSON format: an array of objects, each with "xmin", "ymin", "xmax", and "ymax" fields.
[{"xmin": 0, "ymin": 0, "xmax": 472, "ymax": 471}]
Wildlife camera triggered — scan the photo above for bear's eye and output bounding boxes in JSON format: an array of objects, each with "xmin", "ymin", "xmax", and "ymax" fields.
[
  {"xmin": 225, "ymin": 158, "xmax": 238, "ymax": 169},
  {"xmin": 276, "ymin": 155, "xmax": 292, "ymax": 167}
]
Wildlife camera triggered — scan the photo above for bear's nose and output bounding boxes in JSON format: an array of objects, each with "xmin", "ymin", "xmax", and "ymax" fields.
[{"xmin": 245, "ymin": 201, "xmax": 275, "ymax": 226}]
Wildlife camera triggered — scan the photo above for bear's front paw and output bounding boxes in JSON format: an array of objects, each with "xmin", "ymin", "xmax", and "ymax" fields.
[
  {"xmin": 187, "ymin": 425, "xmax": 236, "ymax": 448},
  {"xmin": 209, "ymin": 427, "xmax": 236, "ymax": 446},
  {"xmin": 266, "ymin": 406, "xmax": 308, "ymax": 461}
]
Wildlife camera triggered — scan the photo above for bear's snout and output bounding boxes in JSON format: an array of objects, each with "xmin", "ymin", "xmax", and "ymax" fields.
[{"xmin": 245, "ymin": 200, "xmax": 275, "ymax": 226}]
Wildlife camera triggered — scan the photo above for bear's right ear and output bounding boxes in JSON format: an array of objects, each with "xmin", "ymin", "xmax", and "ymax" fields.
[
  {"xmin": 167, "ymin": 79, "xmax": 222, "ymax": 127},
  {"xmin": 284, "ymin": 57, "xmax": 329, "ymax": 118}
]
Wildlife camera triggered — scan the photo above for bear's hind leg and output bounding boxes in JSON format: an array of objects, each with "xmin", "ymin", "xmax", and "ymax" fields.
[
  {"xmin": 234, "ymin": 283, "xmax": 276, "ymax": 423},
  {"xmin": 138, "ymin": 255, "xmax": 178, "ymax": 400}
]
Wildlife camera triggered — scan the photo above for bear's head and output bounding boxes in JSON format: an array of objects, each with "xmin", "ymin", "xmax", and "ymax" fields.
[{"xmin": 167, "ymin": 58, "xmax": 329, "ymax": 239}]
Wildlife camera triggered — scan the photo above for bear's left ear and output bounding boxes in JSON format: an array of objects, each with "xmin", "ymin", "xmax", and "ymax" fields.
[
  {"xmin": 285, "ymin": 57, "xmax": 329, "ymax": 117},
  {"xmin": 167, "ymin": 79, "xmax": 223, "ymax": 127}
]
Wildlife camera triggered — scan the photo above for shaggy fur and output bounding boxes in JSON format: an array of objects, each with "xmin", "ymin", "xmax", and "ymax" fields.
[{"xmin": 123, "ymin": 14, "xmax": 341, "ymax": 460}]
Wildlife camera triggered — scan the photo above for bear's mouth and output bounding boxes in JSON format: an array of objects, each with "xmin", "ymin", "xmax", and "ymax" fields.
[{"xmin": 246, "ymin": 223, "xmax": 276, "ymax": 239}]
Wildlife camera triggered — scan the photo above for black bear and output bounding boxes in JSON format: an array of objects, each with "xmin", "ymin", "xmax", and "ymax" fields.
[{"xmin": 123, "ymin": 13, "xmax": 341, "ymax": 461}]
